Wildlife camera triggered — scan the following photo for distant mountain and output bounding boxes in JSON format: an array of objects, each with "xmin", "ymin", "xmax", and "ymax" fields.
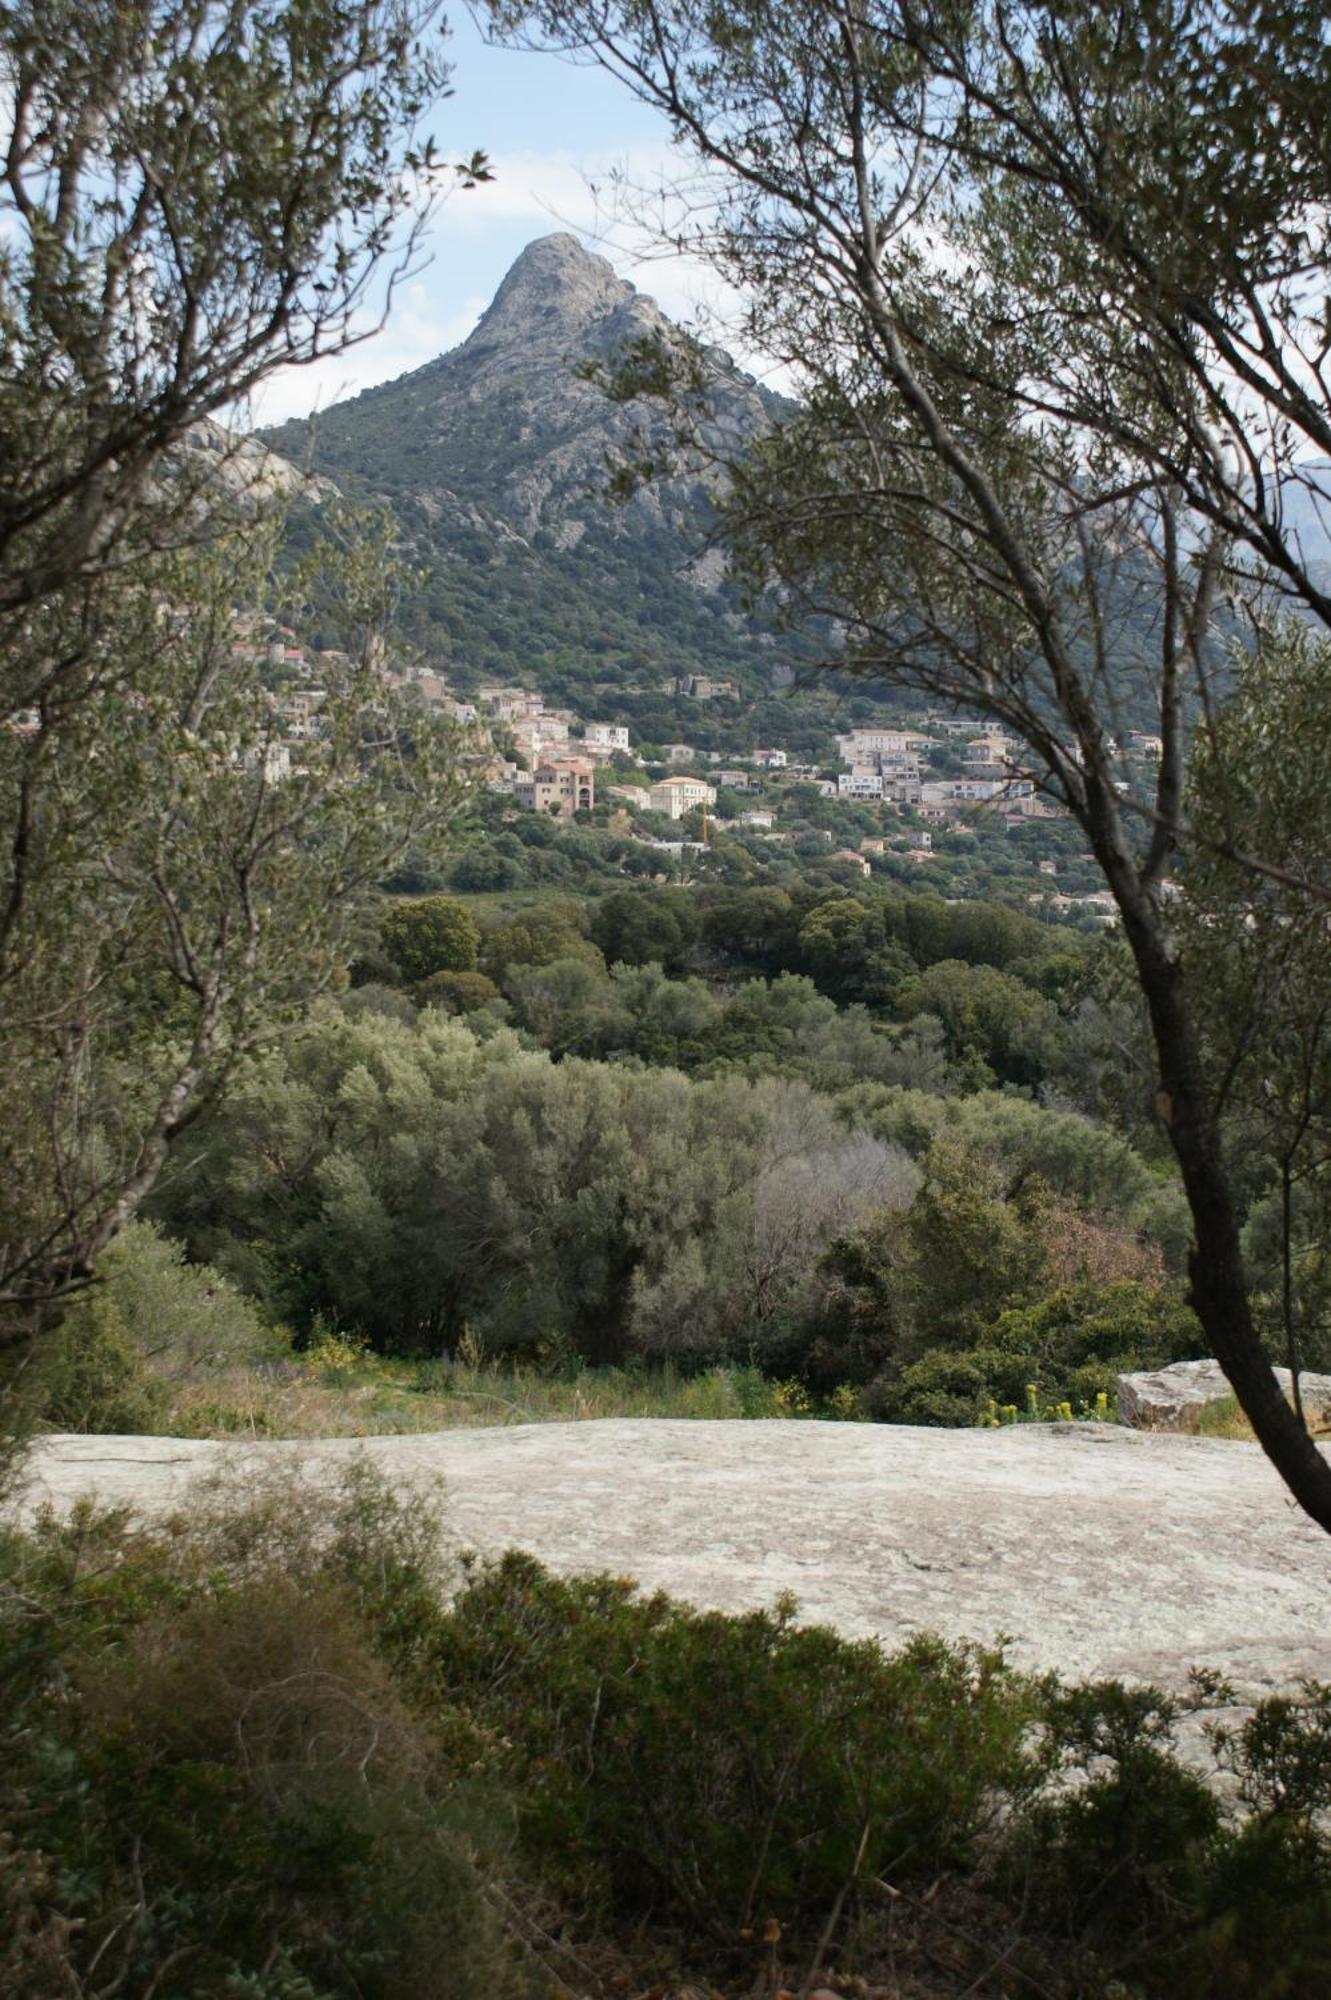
[
  {"xmin": 1275, "ymin": 460, "xmax": 1331, "ymax": 586},
  {"xmin": 263, "ymin": 235, "xmax": 1329, "ymax": 743},
  {"xmin": 261, "ymin": 235, "xmax": 804, "ymax": 709}
]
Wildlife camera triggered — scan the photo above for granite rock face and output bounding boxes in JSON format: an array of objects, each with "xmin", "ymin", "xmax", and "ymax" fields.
[
  {"xmin": 1117, "ymin": 1357, "xmax": 1331, "ymax": 1430},
  {"xmin": 258, "ymin": 234, "xmax": 788, "ymax": 691},
  {"xmin": 24, "ymin": 1418, "xmax": 1331, "ymax": 1698}
]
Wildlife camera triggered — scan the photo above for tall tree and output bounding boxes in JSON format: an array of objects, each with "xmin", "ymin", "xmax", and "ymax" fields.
[
  {"xmin": 0, "ymin": 1, "xmax": 485, "ymax": 1332},
  {"xmin": 1181, "ymin": 623, "xmax": 1331, "ymax": 1398},
  {"xmin": 0, "ymin": 0, "xmax": 485, "ymax": 616},
  {"xmin": 490, "ymin": 0, "xmax": 1331, "ymax": 1525},
  {"xmin": 1, "ymin": 510, "xmax": 473, "ymax": 1331}
]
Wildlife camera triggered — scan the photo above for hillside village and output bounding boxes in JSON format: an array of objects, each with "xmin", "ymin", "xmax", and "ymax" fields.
[{"xmin": 225, "ymin": 608, "xmax": 1160, "ymax": 919}]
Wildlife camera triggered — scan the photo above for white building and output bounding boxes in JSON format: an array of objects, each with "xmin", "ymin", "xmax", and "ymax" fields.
[
  {"xmin": 835, "ymin": 728, "xmax": 925, "ymax": 762},
  {"xmin": 882, "ymin": 764, "xmax": 923, "ymax": 805},
  {"xmin": 586, "ymin": 722, "xmax": 631, "ymax": 752},
  {"xmin": 648, "ymin": 777, "xmax": 717, "ymax": 820},
  {"xmin": 753, "ymin": 747, "xmax": 788, "ymax": 768},
  {"xmin": 510, "ymin": 715, "xmax": 571, "ymax": 760},
  {"xmin": 837, "ymin": 770, "xmax": 884, "ymax": 798}
]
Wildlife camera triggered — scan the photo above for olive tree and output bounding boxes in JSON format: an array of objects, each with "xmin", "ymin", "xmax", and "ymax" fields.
[
  {"xmin": 0, "ymin": 0, "xmax": 485, "ymax": 616},
  {"xmin": 1182, "ymin": 624, "xmax": 1331, "ymax": 1397},
  {"xmin": 488, "ymin": 0, "xmax": 1331, "ymax": 1526},
  {"xmin": 1, "ymin": 512, "xmax": 474, "ymax": 1330},
  {"xmin": 0, "ymin": 1, "xmax": 484, "ymax": 1335}
]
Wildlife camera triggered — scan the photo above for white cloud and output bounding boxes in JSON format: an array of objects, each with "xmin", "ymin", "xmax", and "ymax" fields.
[{"xmin": 246, "ymin": 281, "xmax": 490, "ymax": 427}]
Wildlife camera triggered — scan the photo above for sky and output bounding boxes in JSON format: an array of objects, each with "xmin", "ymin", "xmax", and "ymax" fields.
[{"xmin": 250, "ymin": 10, "xmax": 734, "ymax": 426}]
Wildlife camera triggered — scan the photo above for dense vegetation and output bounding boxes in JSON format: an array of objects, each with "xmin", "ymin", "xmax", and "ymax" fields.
[
  {"xmin": 118, "ymin": 991, "xmax": 1191, "ymax": 1426},
  {"xmin": 426, "ymin": 782, "xmax": 1111, "ymax": 912},
  {"xmin": 16, "ymin": 856, "xmax": 1305, "ymax": 1441},
  {"xmin": 5, "ymin": 1465, "xmax": 1331, "ymax": 1999}
]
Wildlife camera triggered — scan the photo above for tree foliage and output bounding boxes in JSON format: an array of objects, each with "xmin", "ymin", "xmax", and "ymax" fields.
[
  {"xmin": 491, "ymin": 0, "xmax": 1331, "ymax": 1528},
  {"xmin": 0, "ymin": 510, "xmax": 472, "ymax": 1332},
  {"xmin": 382, "ymin": 894, "xmax": 481, "ymax": 982},
  {"xmin": 1182, "ymin": 624, "xmax": 1331, "ymax": 1377},
  {"xmin": 151, "ymin": 1005, "xmax": 918, "ymax": 1364},
  {"xmin": 0, "ymin": 0, "xmax": 480, "ymax": 614},
  {"xmin": 0, "ymin": 5, "xmax": 482, "ymax": 1331}
]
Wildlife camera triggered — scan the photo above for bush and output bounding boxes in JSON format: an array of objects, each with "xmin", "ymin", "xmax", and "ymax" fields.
[
  {"xmin": 381, "ymin": 894, "xmax": 481, "ymax": 981},
  {"xmin": 1182, "ymin": 1815, "xmax": 1331, "ymax": 1998},
  {"xmin": 590, "ymin": 885, "xmax": 700, "ymax": 970},
  {"xmin": 1003, "ymin": 1678, "xmax": 1331, "ymax": 1997},
  {"xmin": 429, "ymin": 1550, "xmax": 1040, "ymax": 1933},
  {"xmin": 6, "ymin": 1466, "xmax": 1331, "ymax": 1996},
  {"xmin": 859, "ymin": 1275, "xmax": 1200, "ymax": 1425},
  {"xmin": 415, "ymin": 968, "xmax": 501, "ymax": 1013},
  {"xmin": 988, "ymin": 1280, "xmax": 1202, "ymax": 1387},
  {"xmin": 23, "ymin": 1286, "xmax": 166, "ymax": 1434},
  {"xmin": 877, "ymin": 1346, "xmax": 1012, "ymax": 1426},
  {"xmin": 0, "ymin": 1469, "xmax": 524, "ymax": 2000},
  {"xmin": 1005, "ymin": 1681, "xmax": 1220, "ymax": 1954},
  {"xmin": 480, "ymin": 906, "xmax": 604, "ymax": 985},
  {"xmin": 22, "ymin": 1222, "xmax": 278, "ymax": 1433}
]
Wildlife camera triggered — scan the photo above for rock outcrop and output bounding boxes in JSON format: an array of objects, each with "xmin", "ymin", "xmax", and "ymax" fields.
[
  {"xmin": 291, "ymin": 232, "xmax": 774, "ymax": 530},
  {"xmin": 1117, "ymin": 1356, "xmax": 1331, "ymax": 1431},
  {"xmin": 258, "ymin": 234, "xmax": 789, "ymax": 695},
  {"xmin": 24, "ymin": 1417, "xmax": 1331, "ymax": 1697}
]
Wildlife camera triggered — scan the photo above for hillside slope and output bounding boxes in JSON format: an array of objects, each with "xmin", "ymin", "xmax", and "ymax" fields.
[{"xmin": 262, "ymin": 234, "xmax": 801, "ymax": 705}]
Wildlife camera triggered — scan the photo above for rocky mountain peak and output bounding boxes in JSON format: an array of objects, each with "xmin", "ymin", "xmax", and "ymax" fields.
[
  {"xmin": 254, "ymin": 232, "xmax": 786, "ymax": 696},
  {"xmin": 467, "ymin": 233, "xmax": 639, "ymax": 348}
]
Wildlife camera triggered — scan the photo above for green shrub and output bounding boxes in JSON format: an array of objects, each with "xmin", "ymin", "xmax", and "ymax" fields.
[
  {"xmin": 869, "ymin": 1279, "xmax": 1200, "ymax": 1426},
  {"xmin": 381, "ymin": 894, "xmax": 481, "ymax": 981},
  {"xmin": 429, "ymin": 1550, "xmax": 1041, "ymax": 1933},
  {"xmin": 21, "ymin": 1222, "xmax": 279, "ymax": 1434},
  {"xmin": 873, "ymin": 1346, "xmax": 1011, "ymax": 1425},
  {"xmin": 1003, "ymin": 1680, "xmax": 1220, "ymax": 1958},
  {"xmin": 0, "ymin": 1470, "xmax": 522, "ymax": 2000},
  {"xmin": 1005, "ymin": 1678, "xmax": 1331, "ymax": 1997},
  {"xmin": 25, "ymin": 1286, "xmax": 166, "ymax": 1434},
  {"xmin": 415, "ymin": 967, "xmax": 501, "ymax": 1013},
  {"xmin": 1177, "ymin": 1682, "xmax": 1331, "ymax": 1996},
  {"xmin": 7, "ymin": 1466, "xmax": 1331, "ymax": 1995},
  {"xmin": 988, "ymin": 1280, "xmax": 1201, "ymax": 1382},
  {"xmin": 78, "ymin": 1577, "xmax": 514, "ymax": 1999},
  {"xmin": 1182, "ymin": 1815, "xmax": 1331, "ymax": 1998}
]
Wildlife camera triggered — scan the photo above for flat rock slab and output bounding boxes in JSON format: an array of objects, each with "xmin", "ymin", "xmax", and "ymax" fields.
[{"xmin": 24, "ymin": 1420, "xmax": 1331, "ymax": 1697}]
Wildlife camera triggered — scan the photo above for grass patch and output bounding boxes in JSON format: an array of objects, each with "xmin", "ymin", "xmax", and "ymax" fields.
[
  {"xmin": 1189, "ymin": 1390, "xmax": 1331, "ymax": 1442},
  {"xmin": 160, "ymin": 1350, "xmax": 853, "ymax": 1440},
  {"xmin": 1191, "ymin": 1392, "xmax": 1255, "ymax": 1439}
]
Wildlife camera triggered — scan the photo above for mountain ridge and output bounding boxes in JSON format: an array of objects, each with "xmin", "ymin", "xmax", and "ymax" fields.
[{"xmin": 260, "ymin": 235, "xmax": 800, "ymax": 707}]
